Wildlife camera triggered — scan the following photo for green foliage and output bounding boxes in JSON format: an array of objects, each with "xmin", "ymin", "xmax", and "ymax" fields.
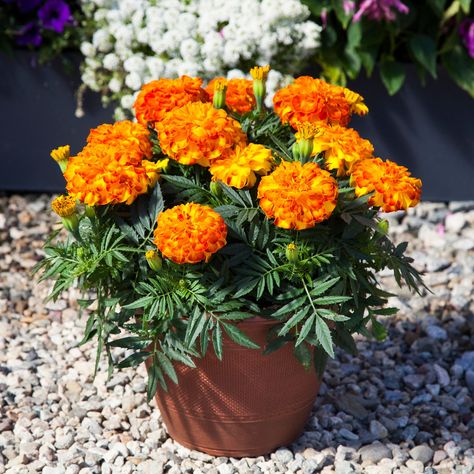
[{"xmin": 306, "ymin": 0, "xmax": 474, "ymax": 98}]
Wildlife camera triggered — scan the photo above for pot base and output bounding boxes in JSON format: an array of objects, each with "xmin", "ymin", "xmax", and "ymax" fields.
[{"xmin": 151, "ymin": 318, "xmax": 321, "ymax": 458}]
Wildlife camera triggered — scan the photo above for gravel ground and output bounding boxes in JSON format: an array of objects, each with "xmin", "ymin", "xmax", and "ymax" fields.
[{"xmin": 1, "ymin": 194, "xmax": 473, "ymax": 474}]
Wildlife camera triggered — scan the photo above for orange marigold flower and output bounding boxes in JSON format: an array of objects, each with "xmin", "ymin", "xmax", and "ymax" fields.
[
  {"xmin": 313, "ymin": 124, "xmax": 374, "ymax": 176},
  {"xmin": 209, "ymin": 143, "xmax": 273, "ymax": 189},
  {"xmin": 273, "ymin": 76, "xmax": 352, "ymax": 128},
  {"xmin": 206, "ymin": 77, "xmax": 256, "ymax": 115},
  {"xmin": 64, "ymin": 121, "xmax": 161, "ymax": 206},
  {"xmin": 87, "ymin": 121, "xmax": 153, "ymax": 163},
  {"xmin": 156, "ymin": 101, "xmax": 247, "ymax": 167},
  {"xmin": 350, "ymin": 158, "xmax": 422, "ymax": 212},
  {"xmin": 134, "ymin": 76, "xmax": 209, "ymax": 126},
  {"xmin": 343, "ymin": 87, "xmax": 369, "ymax": 116},
  {"xmin": 257, "ymin": 161, "xmax": 338, "ymax": 230},
  {"xmin": 154, "ymin": 203, "xmax": 227, "ymax": 264}
]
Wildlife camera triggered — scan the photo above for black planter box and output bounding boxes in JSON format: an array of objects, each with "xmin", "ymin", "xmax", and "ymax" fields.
[
  {"xmin": 0, "ymin": 51, "xmax": 114, "ymax": 193},
  {"xmin": 348, "ymin": 66, "xmax": 474, "ymax": 202}
]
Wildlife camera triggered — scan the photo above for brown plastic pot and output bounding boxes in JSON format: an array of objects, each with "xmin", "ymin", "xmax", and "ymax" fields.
[{"xmin": 148, "ymin": 317, "xmax": 321, "ymax": 457}]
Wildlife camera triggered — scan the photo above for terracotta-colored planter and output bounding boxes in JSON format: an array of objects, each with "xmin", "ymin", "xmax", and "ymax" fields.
[{"xmin": 149, "ymin": 318, "xmax": 321, "ymax": 457}]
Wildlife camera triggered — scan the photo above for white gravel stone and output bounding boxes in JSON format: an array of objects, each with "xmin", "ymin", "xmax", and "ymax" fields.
[{"xmin": 1, "ymin": 197, "xmax": 472, "ymax": 474}]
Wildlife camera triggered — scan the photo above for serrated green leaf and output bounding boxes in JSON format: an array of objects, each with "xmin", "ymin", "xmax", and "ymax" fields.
[
  {"xmin": 295, "ymin": 315, "xmax": 316, "ymax": 347},
  {"xmin": 371, "ymin": 317, "xmax": 388, "ymax": 341},
  {"xmin": 273, "ymin": 295, "xmax": 307, "ymax": 317},
  {"xmin": 310, "ymin": 277, "xmax": 340, "ymax": 297},
  {"xmin": 315, "ymin": 317, "xmax": 334, "ymax": 358},
  {"xmin": 313, "ymin": 295, "xmax": 352, "ymax": 305},
  {"xmin": 157, "ymin": 352, "xmax": 178, "ymax": 384},
  {"xmin": 278, "ymin": 307, "xmax": 311, "ymax": 336},
  {"xmin": 222, "ymin": 322, "xmax": 260, "ymax": 349},
  {"xmin": 123, "ymin": 296, "xmax": 154, "ymax": 309},
  {"xmin": 212, "ymin": 323, "xmax": 223, "ymax": 360}
]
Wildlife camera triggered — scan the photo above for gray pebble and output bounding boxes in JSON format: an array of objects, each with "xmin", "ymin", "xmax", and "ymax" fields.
[{"xmin": 409, "ymin": 445, "xmax": 434, "ymax": 464}]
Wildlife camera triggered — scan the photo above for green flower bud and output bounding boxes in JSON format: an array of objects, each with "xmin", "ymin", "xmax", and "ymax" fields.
[
  {"xmin": 145, "ymin": 250, "xmax": 162, "ymax": 271},
  {"xmin": 285, "ymin": 243, "xmax": 299, "ymax": 264}
]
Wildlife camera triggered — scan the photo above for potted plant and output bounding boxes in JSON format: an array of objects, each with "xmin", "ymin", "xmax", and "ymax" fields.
[{"xmin": 37, "ymin": 68, "xmax": 425, "ymax": 457}]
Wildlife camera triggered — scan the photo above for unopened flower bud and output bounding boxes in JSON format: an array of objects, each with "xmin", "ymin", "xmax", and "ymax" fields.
[
  {"xmin": 210, "ymin": 180, "xmax": 222, "ymax": 197},
  {"xmin": 212, "ymin": 78, "xmax": 228, "ymax": 109},
  {"xmin": 286, "ymin": 242, "xmax": 299, "ymax": 263},
  {"xmin": 294, "ymin": 122, "xmax": 320, "ymax": 163},
  {"xmin": 250, "ymin": 65, "xmax": 270, "ymax": 112},
  {"xmin": 51, "ymin": 195, "xmax": 79, "ymax": 234},
  {"xmin": 145, "ymin": 250, "xmax": 162, "ymax": 271},
  {"xmin": 50, "ymin": 145, "xmax": 70, "ymax": 173},
  {"xmin": 85, "ymin": 205, "xmax": 95, "ymax": 219},
  {"xmin": 377, "ymin": 219, "xmax": 389, "ymax": 235}
]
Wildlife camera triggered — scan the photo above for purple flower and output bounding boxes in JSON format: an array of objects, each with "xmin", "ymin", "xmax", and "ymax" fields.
[
  {"xmin": 343, "ymin": 1, "xmax": 355, "ymax": 15},
  {"xmin": 15, "ymin": 21, "xmax": 42, "ymax": 47},
  {"xmin": 353, "ymin": 0, "xmax": 409, "ymax": 22},
  {"xmin": 38, "ymin": 0, "xmax": 72, "ymax": 33},
  {"xmin": 459, "ymin": 19, "xmax": 474, "ymax": 59},
  {"xmin": 17, "ymin": 0, "xmax": 43, "ymax": 13}
]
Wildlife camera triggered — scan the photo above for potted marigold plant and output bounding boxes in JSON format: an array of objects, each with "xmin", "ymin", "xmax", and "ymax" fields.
[{"xmin": 37, "ymin": 67, "xmax": 425, "ymax": 457}]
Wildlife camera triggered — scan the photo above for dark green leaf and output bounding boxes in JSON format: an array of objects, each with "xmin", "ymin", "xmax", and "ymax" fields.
[
  {"xmin": 313, "ymin": 345, "xmax": 328, "ymax": 378},
  {"xmin": 157, "ymin": 352, "xmax": 178, "ymax": 384},
  {"xmin": 442, "ymin": 45, "xmax": 474, "ymax": 97},
  {"xmin": 294, "ymin": 342, "xmax": 312, "ymax": 369},
  {"xmin": 315, "ymin": 317, "xmax": 335, "ymax": 358},
  {"xmin": 408, "ymin": 34, "xmax": 437, "ymax": 78},
  {"xmin": 371, "ymin": 317, "xmax": 388, "ymax": 341},
  {"xmin": 147, "ymin": 362, "xmax": 160, "ymax": 400},
  {"xmin": 212, "ymin": 323, "xmax": 223, "ymax": 360},
  {"xmin": 313, "ymin": 295, "xmax": 352, "ymax": 305},
  {"xmin": 278, "ymin": 307, "xmax": 310, "ymax": 336},
  {"xmin": 380, "ymin": 60, "xmax": 406, "ymax": 95},
  {"xmin": 295, "ymin": 315, "xmax": 316, "ymax": 347},
  {"xmin": 222, "ymin": 322, "xmax": 260, "ymax": 349}
]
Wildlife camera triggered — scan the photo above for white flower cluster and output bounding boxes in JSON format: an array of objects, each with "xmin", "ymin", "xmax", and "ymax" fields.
[{"xmin": 79, "ymin": 0, "xmax": 321, "ymax": 117}]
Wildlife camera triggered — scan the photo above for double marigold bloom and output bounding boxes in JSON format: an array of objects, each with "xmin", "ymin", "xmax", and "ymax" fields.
[
  {"xmin": 350, "ymin": 158, "xmax": 422, "ymax": 212},
  {"xmin": 313, "ymin": 124, "xmax": 374, "ymax": 176},
  {"xmin": 134, "ymin": 76, "xmax": 209, "ymax": 126},
  {"xmin": 258, "ymin": 161, "xmax": 339, "ymax": 230},
  {"xmin": 210, "ymin": 144, "xmax": 273, "ymax": 189},
  {"xmin": 156, "ymin": 102, "xmax": 246, "ymax": 167},
  {"xmin": 154, "ymin": 203, "xmax": 227, "ymax": 264},
  {"xmin": 273, "ymin": 77, "xmax": 366, "ymax": 128},
  {"xmin": 64, "ymin": 121, "xmax": 161, "ymax": 206},
  {"xmin": 206, "ymin": 77, "xmax": 256, "ymax": 115}
]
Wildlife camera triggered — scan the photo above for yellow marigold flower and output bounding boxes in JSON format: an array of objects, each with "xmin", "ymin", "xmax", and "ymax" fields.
[
  {"xmin": 350, "ymin": 158, "xmax": 422, "ymax": 212},
  {"xmin": 250, "ymin": 65, "xmax": 270, "ymax": 81},
  {"xmin": 209, "ymin": 143, "xmax": 273, "ymax": 189},
  {"xmin": 343, "ymin": 87, "xmax": 368, "ymax": 116},
  {"xmin": 273, "ymin": 76, "xmax": 352, "ymax": 128},
  {"xmin": 64, "ymin": 121, "xmax": 157, "ymax": 206},
  {"xmin": 156, "ymin": 102, "xmax": 247, "ymax": 167},
  {"xmin": 257, "ymin": 161, "xmax": 338, "ymax": 230},
  {"xmin": 51, "ymin": 145, "xmax": 70, "ymax": 163},
  {"xmin": 154, "ymin": 203, "xmax": 227, "ymax": 264},
  {"xmin": 51, "ymin": 195, "xmax": 79, "ymax": 233},
  {"xmin": 134, "ymin": 76, "xmax": 209, "ymax": 126},
  {"xmin": 206, "ymin": 77, "xmax": 256, "ymax": 114},
  {"xmin": 51, "ymin": 145, "xmax": 70, "ymax": 173},
  {"xmin": 313, "ymin": 124, "xmax": 374, "ymax": 176},
  {"xmin": 51, "ymin": 195, "xmax": 76, "ymax": 217}
]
